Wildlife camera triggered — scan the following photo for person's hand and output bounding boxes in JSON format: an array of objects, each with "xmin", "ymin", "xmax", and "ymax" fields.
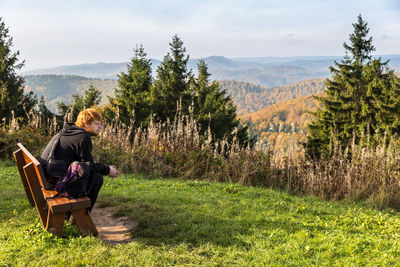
[{"xmin": 108, "ymin": 165, "xmax": 119, "ymax": 178}]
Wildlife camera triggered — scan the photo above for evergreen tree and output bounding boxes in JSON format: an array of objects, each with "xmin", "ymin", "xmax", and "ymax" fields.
[
  {"xmin": 57, "ymin": 85, "xmax": 102, "ymax": 121},
  {"xmin": 37, "ymin": 96, "xmax": 55, "ymax": 122},
  {"xmin": 191, "ymin": 59, "xmax": 242, "ymax": 140},
  {"xmin": 151, "ymin": 35, "xmax": 193, "ymax": 122},
  {"xmin": 306, "ymin": 15, "xmax": 400, "ymax": 158},
  {"xmin": 0, "ymin": 17, "xmax": 36, "ymax": 123},
  {"xmin": 104, "ymin": 45, "xmax": 152, "ymax": 127},
  {"xmin": 83, "ymin": 85, "xmax": 102, "ymax": 109}
]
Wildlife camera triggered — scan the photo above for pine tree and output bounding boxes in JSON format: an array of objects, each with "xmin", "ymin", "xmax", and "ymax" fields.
[
  {"xmin": 191, "ymin": 59, "xmax": 241, "ymax": 140},
  {"xmin": 0, "ymin": 17, "xmax": 36, "ymax": 123},
  {"xmin": 83, "ymin": 85, "xmax": 102, "ymax": 109},
  {"xmin": 57, "ymin": 85, "xmax": 102, "ymax": 121},
  {"xmin": 306, "ymin": 15, "xmax": 400, "ymax": 158},
  {"xmin": 151, "ymin": 35, "xmax": 193, "ymax": 122},
  {"xmin": 104, "ymin": 45, "xmax": 152, "ymax": 127},
  {"xmin": 37, "ymin": 96, "xmax": 55, "ymax": 122}
]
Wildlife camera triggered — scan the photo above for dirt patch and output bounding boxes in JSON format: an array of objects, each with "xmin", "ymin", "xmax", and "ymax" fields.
[{"xmin": 90, "ymin": 205, "xmax": 138, "ymax": 245}]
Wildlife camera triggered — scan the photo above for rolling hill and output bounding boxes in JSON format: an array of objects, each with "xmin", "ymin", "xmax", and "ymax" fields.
[
  {"xmin": 240, "ymin": 94, "xmax": 321, "ymax": 132},
  {"xmin": 219, "ymin": 78, "xmax": 325, "ymax": 115},
  {"xmin": 239, "ymin": 94, "xmax": 322, "ymax": 148},
  {"xmin": 23, "ymin": 75, "xmax": 118, "ymax": 112},
  {"xmin": 24, "ymin": 55, "xmax": 400, "ymax": 87}
]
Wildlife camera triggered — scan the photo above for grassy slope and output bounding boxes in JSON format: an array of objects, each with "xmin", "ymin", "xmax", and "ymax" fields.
[{"xmin": 1, "ymin": 160, "xmax": 400, "ymax": 266}]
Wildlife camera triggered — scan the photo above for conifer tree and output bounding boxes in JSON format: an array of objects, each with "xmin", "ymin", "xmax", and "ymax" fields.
[
  {"xmin": 83, "ymin": 85, "xmax": 102, "ymax": 109},
  {"xmin": 306, "ymin": 15, "xmax": 400, "ymax": 158},
  {"xmin": 0, "ymin": 17, "xmax": 36, "ymax": 123},
  {"xmin": 191, "ymin": 59, "xmax": 241, "ymax": 140},
  {"xmin": 37, "ymin": 96, "xmax": 55, "ymax": 122},
  {"xmin": 57, "ymin": 85, "xmax": 102, "ymax": 121},
  {"xmin": 104, "ymin": 45, "xmax": 152, "ymax": 127},
  {"xmin": 151, "ymin": 35, "xmax": 193, "ymax": 122}
]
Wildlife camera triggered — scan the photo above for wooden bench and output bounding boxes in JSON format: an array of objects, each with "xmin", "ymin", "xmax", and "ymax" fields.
[{"xmin": 13, "ymin": 143, "xmax": 98, "ymax": 237}]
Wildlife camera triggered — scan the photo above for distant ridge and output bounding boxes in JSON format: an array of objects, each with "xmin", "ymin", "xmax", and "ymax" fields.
[
  {"xmin": 24, "ymin": 55, "xmax": 400, "ymax": 87},
  {"xmin": 24, "ymin": 61, "xmax": 159, "ymax": 79},
  {"xmin": 231, "ymin": 56, "xmax": 342, "ymax": 65}
]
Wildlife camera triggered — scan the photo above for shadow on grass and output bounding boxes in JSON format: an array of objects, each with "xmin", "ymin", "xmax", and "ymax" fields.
[{"xmin": 99, "ymin": 197, "xmax": 331, "ymax": 248}]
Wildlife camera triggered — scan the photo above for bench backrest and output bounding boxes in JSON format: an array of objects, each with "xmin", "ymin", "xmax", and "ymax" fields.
[
  {"xmin": 15, "ymin": 143, "xmax": 50, "ymax": 189},
  {"xmin": 14, "ymin": 143, "xmax": 51, "ymax": 226}
]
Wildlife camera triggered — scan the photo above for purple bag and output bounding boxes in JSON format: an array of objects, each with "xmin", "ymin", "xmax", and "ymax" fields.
[{"xmin": 54, "ymin": 161, "xmax": 92, "ymax": 198}]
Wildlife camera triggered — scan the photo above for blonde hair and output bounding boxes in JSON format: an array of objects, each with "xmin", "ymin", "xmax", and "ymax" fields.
[{"xmin": 75, "ymin": 108, "xmax": 102, "ymax": 128}]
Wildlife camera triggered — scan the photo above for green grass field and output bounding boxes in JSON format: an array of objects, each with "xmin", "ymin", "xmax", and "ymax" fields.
[{"xmin": 1, "ymin": 160, "xmax": 400, "ymax": 266}]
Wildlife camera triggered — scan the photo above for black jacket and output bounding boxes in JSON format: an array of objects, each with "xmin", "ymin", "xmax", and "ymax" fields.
[{"xmin": 40, "ymin": 122, "xmax": 110, "ymax": 175}]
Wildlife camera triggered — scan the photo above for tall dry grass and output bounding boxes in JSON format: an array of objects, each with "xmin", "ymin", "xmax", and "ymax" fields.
[
  {"xmin": 298, "ymin": 135, "xmax": 400, "ymax": 209},
  {"xmin": 93, "ymin": 108, "xmax": 400, "ymax": 209},
  {"xmin": 3, "ymin": 108, "xmax": 400, "ymax": 209},
  {"xmin": 0, "ymin": 110, "xmax": 57, "ymax": 157}
]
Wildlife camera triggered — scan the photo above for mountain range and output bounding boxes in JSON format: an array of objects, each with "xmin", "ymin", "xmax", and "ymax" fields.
[{"xmin": 24, "ymin": 55, "xmax": 400, "ymax": 87}]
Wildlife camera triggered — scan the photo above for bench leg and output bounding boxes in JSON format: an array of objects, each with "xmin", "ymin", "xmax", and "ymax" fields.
[
  {"xmin": 72, "ymin": 209, "xmax": 98, "ymax": 236},
  {"xmin": 46, "ymin": 210, "xmax": 64, "ymax": 237}
]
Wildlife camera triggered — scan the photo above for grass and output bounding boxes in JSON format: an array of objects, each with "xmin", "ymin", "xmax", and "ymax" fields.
[{"xmin": 2, "ymin": 160, "xmax": 400, "ymax": 266}]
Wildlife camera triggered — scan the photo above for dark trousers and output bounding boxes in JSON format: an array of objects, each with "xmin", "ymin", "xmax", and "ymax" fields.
[
  {"xmin": 65, "ymin": 172, "xmax": 103, "ymax": 220},
  {"xmin": 86, "ymin": 172, "xmax": 104, "ymax": 211}
]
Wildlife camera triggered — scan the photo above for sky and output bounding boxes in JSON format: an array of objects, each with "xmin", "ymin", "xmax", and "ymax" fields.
[{"xmin": 1, "ymin": 0, "xmax": 399, "ymax": 70}]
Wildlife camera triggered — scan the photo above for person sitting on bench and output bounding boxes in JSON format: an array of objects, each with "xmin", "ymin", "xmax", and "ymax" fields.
[{"xmin": 39, "ymin": 108, "xmax": 119, "ymax": 211}]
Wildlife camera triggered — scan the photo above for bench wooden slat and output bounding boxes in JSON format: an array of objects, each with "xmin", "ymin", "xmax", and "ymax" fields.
[
  {"xmin": 47, "ymin": 197, "xmax": 72, "ymax": 214},
  {"xmin": 23, "ymin": 162, "xmax": 48, "ymax": 226},
  {"xmin": 70, "ymin": 197, "xmax": 91, "ymax": 210},
  {"xmin": 13, "ymin": 149, "xmax": 35, "ymax": 207},
  {"xmin": 42, "ymin": 189, "xmax": 59, "ymax": 199},
  {"xmin": 17, "ymin": 143, "xmax": 51, "ymax": 190}
]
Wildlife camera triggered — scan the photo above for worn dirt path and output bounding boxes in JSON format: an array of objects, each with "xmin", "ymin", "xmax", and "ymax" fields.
[{"xmin": 90, "ymin": 206, "xmax": 138, "ymax": 245}]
